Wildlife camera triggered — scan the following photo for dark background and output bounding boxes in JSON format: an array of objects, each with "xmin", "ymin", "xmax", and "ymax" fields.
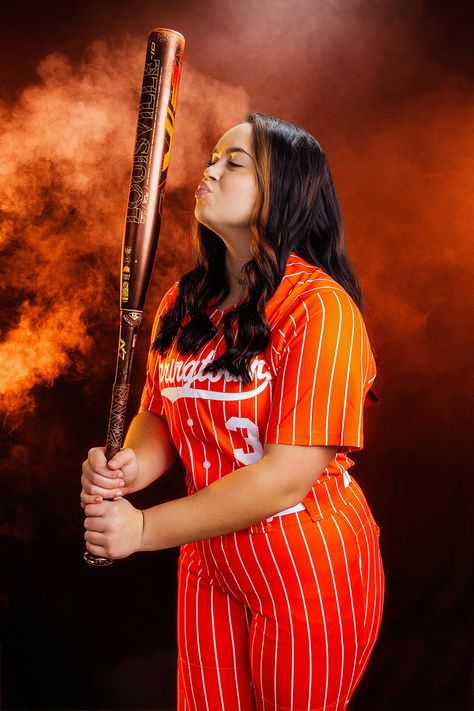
[{"xmin": 0, "ymin": 0, "xmax": 472, "ymax": 709}]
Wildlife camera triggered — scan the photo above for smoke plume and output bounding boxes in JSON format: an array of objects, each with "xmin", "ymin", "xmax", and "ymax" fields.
[{"xmin": 0, "ymin": 36, "xmax": 249, "ymax": 426}]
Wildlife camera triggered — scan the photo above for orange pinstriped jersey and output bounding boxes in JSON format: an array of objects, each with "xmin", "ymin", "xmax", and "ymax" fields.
[{"xmin": 141, "ymin": 252, "xmax": 377, "ymax": 499}]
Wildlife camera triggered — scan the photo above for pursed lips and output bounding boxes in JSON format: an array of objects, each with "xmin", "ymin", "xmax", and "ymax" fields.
[{"xmin": 195, "ymin": 181, "xmax": 212, "ymax": 197}]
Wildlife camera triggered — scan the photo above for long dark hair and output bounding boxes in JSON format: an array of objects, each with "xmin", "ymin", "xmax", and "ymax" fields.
[{"xmin": 154, "ymin": 111, "xmax": 379, "ymax": 402}]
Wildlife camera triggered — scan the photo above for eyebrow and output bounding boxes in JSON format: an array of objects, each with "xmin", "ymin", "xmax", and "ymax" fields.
[{"xmin": 211, "ymin": 146, "xmax": 254, "ymax": 160}]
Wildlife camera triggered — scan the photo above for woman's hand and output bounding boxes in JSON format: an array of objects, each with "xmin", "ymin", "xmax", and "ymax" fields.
[
  {"xmin": 84, "ymin": 498, "xmax": 143, "ymax": 559},
  {"xmin": 80, "ymin": 447, "xmax": 140, "ymax": 507}
]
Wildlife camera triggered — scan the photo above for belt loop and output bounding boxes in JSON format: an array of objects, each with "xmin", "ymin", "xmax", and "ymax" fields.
[
  {"xmin": 302, "ymin": 494, "xmax": 321, "ymax": 522},
  {"xmin": 245, "ymin": 520, "xmax": 273, "ymax": 534}
]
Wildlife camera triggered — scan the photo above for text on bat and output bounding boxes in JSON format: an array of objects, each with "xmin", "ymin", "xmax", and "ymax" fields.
[{"xmin": 126, "ymin": 59, "xmax": 161, "ymax": 224}]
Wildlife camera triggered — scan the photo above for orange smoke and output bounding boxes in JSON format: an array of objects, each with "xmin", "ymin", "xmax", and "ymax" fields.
[
  {"xmin": 330, "ymin": 86, "xmax": 474, "ymax": 389},
  {"xmin": 0, "ymin": 37, "xmax": 249, "ymax": 426}
]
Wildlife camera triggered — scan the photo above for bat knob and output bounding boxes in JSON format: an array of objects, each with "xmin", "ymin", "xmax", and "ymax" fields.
[{"xmin": 84, "ymin": 551, "xmax": 113, "ymax": 567}]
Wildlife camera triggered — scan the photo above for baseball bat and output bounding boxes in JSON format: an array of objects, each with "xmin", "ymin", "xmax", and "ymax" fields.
[{"xmin": 84, "ymin": 28, "xmax": 185, "ymax": 566}]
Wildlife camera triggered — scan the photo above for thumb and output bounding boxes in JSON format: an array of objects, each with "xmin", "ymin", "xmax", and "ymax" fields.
[{"xmin": 107, "ymin": 447, "xmax": 135, "ymax": 471}]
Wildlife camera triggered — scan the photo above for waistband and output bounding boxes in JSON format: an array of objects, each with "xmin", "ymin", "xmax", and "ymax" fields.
[
  {"xmin": 266, "ymin": 502, "xmax": 306, "ymax": 521},
  {"xmin": 245, "ymin": 472, "xmax": 356, "ymax": 534}
]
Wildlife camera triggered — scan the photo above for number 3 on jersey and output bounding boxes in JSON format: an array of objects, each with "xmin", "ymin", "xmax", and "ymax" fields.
[{"xmin": 225, "ymin": 416, "xmax": 264, "ymax": 465}]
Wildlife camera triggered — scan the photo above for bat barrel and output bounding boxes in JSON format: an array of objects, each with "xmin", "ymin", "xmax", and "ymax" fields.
[{"xmin": 122, "ymin": 29, "xmax": 185, "ymax": 313}]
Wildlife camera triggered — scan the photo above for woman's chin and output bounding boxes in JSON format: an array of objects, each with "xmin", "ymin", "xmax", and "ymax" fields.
[
  {"xmin": 194, "ymin": 204, "xmax": 207, "ymax": 223},
  {"xmin": 194, "ymin": 208, "xmax": 216, "ymax": 232}
]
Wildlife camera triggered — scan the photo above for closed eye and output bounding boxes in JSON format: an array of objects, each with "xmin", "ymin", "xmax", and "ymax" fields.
[{"xmin": 206, "ymin": 159, "xmax": 243, "ymax": 168}]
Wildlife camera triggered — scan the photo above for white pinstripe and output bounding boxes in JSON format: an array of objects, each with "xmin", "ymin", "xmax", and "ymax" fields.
[
  {"xmin": 296, "ymin": 515, "xmax": 330, "ymax": 710},
  {"xmin": 263, "ymin": 533, "xmax": 296, "ymax": 710},
  {"xmin": 375, "ymin": 533, "xmax": 384, "ymax": 636},
  {"xmin": 360, "ymin": 522, "xmax": 378, "ymax": 659},
  {"xmin": 181, "ymin": 547, "xmax": 200, "ymax": 710},
  {"xmin": 333, "ymin": 516, "xmax": 359, "ymax": 699},
  {"xmin": 146, "ymin": 288, "xmax": 175, "ymax": 413},
  {"xmin": 347, "ymin": 486, "xmax": 379, "ymax": 648},
  {"xmin": 345, "ymin": 500, "xmax": 371, "ymax": 625},
  {"xmin": 205, "ymin": 370, "xmax": 222, "ymax": 479},
  {"xmin": 334, "ymin": 472, "xmax": 345, "ymax": 499},
  {"xmin": 280, "ymin": 521, "xmax": 313, "ymax": 710},
  {"xmin": 192, "ymin": 328, "xmax": 223, "ymax": 485},
  {"xmin": 218, "ymin": 536, "xmax": 255, "ymax": 609},
  {"xmin": 358, "ymin": 317, "xmax": 368, "ymax": 446},
  {"xmin": 325, "ymin": 293, "xmax": 343, "ymax": 444},
  {"xmin": 291, "ymin": 305, "xmax": 309, "ymax": 444},
  {"xmin": 147, "ymin": 303, "xmax": 167, "ymax": 413},
  {"xmin": 309, "ymin": 293, "xmax": 326, "ymax": 445},
  {"xmin": 289, "ymin": 313, "xmax": 298, "ymax": 337},
  {"xmin": 221, "ymin": 365, "xmax": 241, "ymax": 474},
  {"xmin": 273, "ymin": 346, "xmax": 290, "ymax": 443},
  {"xmin": 187, "ymin": 322, "xmax": 227, "ymax": 486},
  {"xmin": 340, "ymin": 506, "xmax": 383, "ymax": 694},
  {"xmin": 203, "ymin": 323, "xmax": 226, "ymax": 459},
  {"xmin": 244, "ymin": 604, "xmax": 251, "ymax": 632},
  {"xmin": 171, "ymin": 334, "xmax": 214, "ymax": 489},
  {"xmin": 338, "ymin": 510, "xmax": 362, "ymax": 579},
  {"xmin": 317, "ymin": 518, "xmax": 345, "ymax": 709},
  {"xmin": 270, "ymin": 345, "xmax": 280, "ymax": 374},
  {"xmin": 195, "ymin": 574, "xmax": 211, "ymax": 711},
  {"xmin": 314, "ymin": 491, "xmax": 325, "ymax": 519},
  {"xmin": 258, "ymin": 618, "xmax": 268, "ymax": 711},
  {"xmin": 227, "ymin": 534, "xmax": 268, "ymax": 708},
  {"xmin": 209, "ymin": 585, "xmax": 226, "ymax": 709},
  {"xmin": 245, "ymin": 534, "xmax": 280, "ymax": 710},
  {"xmin": 226, "ymin": 594, "xmax": 244, "ymax": 711},
  {"xmin": 340, "ymin": 295, "xmax": 355, "ymax": 445},
  {"xmin": 323, "ymin": 480, "xmax": 339, "ymax": 515}
]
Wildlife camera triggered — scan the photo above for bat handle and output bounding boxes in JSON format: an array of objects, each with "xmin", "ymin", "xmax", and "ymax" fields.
[
  {"xmin": 104, "ymin": 383, "xmax": 131, "ymax": 460},
  {"xmin": 84, "ymin": 384, "xmax": 131, "ymax": 567}
]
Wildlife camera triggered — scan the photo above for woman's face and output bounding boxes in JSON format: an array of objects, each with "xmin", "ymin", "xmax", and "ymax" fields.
[{"xmin": 194, "ymin": 122, "xmax": 258, "ymax": 241}]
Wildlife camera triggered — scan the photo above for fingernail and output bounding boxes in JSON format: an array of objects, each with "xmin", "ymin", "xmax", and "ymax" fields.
[
  {"xmin": 115, "ymin": 491, "xmax": 122, "ymax": 497},
  {"xmin": 95, "ymin": 497, "xmax": 102, "ymax": 503},
  {"xmin": 119, "ymin": 481, "xmax": 125, "ymax": 487}
]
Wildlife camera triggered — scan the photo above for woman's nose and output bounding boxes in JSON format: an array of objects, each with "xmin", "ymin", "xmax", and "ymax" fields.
[{"xmin": 204, "ymin": 159, "xmax": 222, "ymax": 180}]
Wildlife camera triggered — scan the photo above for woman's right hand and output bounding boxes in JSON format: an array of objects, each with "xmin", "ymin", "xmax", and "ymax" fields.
[{"xmin": 80, "ymin": 447, "xmax": 140, "ymax": 508}]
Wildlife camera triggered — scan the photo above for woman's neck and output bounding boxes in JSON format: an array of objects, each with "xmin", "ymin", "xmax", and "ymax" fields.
[{"xmin": 224, "ymin": 249, "xmax": 250, "ymax": 293}]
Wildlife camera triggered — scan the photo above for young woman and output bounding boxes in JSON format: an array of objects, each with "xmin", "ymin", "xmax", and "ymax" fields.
[{"xmin": 81, "ymin": 112, "xmax": 385, "ymax": 711}]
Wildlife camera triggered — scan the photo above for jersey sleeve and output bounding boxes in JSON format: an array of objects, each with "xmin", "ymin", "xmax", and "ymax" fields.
[
  {"xmin": 264, "ymin": 287, "xmax": 376, "ymax": 451},
  {"xmin": 140, "ymin": 282, "xmax": 179, "ymax": 417}
]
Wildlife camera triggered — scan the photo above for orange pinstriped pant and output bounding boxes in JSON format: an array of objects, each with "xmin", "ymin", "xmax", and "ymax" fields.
[{"xmin": 176, "ymin": 476, "xmax": 384, "ymax": 711}]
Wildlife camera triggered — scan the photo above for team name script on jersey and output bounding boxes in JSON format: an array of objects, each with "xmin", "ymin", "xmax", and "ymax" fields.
[{"xmin": 159, "ymin": 349, "xmax": 273, "ymax": 403}]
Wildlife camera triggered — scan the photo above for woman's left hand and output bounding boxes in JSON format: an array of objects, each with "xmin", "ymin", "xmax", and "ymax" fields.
[{"xmin": 84, "ymin": 498, "xmax": 143, "ymax": 560}]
